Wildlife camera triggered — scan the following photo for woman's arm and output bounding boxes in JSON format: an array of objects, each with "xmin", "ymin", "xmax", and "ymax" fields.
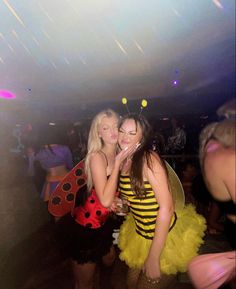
[
  {"xmin": 89, "ymin": 152, "xmax": 120, "ymax": 207},
  {"xmin": 90, "ymin": 146, "xmax": 138, "ymax": 208},
  {"xmin": 143, "ymin": 153, "xmax": 174, "ymax": 280}
]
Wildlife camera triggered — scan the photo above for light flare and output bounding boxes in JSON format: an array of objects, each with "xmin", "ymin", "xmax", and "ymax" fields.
[
  {"xmin": 114, "ymin": 38, "xmax": 127, "ymax": 55},
  {"xmin": 212, "ymin": 0, "xmax": 224, "ymax": 9},
  {"xmin": 50, "ymin": 60, "xmax": 57, "ymax": 69},
  {"xmin": 32, "ymin": 36, "xmax": 40, "ymax": 46},
  {"xmin": 3, "ymin": 0, "xmax": 25, "ymax": 27},
  {"xmin": 8, "ymin": 44, "xmax": 14, "ymax": 52},
  {"xmin": 134, "ymin": 40, "xmax": 144, "ymax": 54},
  {"xmin": 12, "ymin": 30, "xmax": 19, "ymax": 38},
  {"xmin": 38, "ymin": 2, "xmax": 54, "ymax": 23},
  {"xmin": 42, "ymin": 29, "xmax": 52, "ymax": 40}
]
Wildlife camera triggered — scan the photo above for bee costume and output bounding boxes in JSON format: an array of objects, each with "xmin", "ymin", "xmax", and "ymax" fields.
[{"xmin": 118, "ymin": 162, "xmax": 206, "ymax": 275}]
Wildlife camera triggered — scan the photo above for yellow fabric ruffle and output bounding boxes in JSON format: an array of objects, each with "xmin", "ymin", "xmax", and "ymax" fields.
[{"xmin": 118, "ymin": 204, "xmax": 206, "ymax": 275}]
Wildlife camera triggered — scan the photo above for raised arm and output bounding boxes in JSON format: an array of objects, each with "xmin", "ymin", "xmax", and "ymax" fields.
[
  {"xmin": 89, "ymin": 152, "xmax": 120, "ymax": 208},
  {"xmin": 90, "ymin": 146, "xmax": 138, "ymax": 208}
]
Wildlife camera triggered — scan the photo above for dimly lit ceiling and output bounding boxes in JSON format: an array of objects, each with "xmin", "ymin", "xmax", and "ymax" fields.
[{"xmin": 0, "ymin": 0, "xmax": 235, "ymax": 122}]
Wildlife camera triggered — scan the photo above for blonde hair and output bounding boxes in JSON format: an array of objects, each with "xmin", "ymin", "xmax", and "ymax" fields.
[
  {"xmin": 217, "ymin": 98, "xmax": 236, "ymax": 119},
  {"xmin": 85, "ymin": 109, "xmax": 119, "ymax": 191},
  {"xmin": 199, "ymin": 120, "xmax": 236, "ymax": 168}
]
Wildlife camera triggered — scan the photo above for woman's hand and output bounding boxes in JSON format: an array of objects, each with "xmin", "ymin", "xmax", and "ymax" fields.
[
  {"xmin": 143, "ymin": 254, "xmax": 161, "ymax": 282},
  {"xmin": 109, "ymin": 196, "xmax": 122, "ymax": 212},
  {"xmin": 115, "ymin": 142, "xmax": 140, "ymax": 167},
  {"xmin": 110, "ymin": 196, "xmax": 130, "ymax": 215}
]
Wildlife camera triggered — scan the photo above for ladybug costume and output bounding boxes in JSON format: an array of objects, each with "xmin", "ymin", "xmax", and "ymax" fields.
[{"xmin": 48, "ymin": 159, "xmax": 115, "ymax": 264}]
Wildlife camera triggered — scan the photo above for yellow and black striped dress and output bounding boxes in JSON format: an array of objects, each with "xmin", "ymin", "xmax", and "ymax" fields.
[{"xmin": 118, "ymin": 174, "xmax": 206, "ymax": 275}]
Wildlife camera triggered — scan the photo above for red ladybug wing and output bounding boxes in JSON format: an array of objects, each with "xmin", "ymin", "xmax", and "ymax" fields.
[{"xmin": 48, "ymin": 159, "xmax": 87, "ymax": 217}]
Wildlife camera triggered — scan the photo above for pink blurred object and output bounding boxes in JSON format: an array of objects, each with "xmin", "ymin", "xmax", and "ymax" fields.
[
  {"xmin": 0, "ymin": 90, "xmax": 16, "ymax": 99},
  {"xmin": 188, "ymin": 251, "xmax": 236, "ymax": 289}
]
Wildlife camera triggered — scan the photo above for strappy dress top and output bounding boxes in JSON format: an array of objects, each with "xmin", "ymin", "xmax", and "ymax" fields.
[
  {"xmin": 119, "ymin": 174, "xmax": 177, "ymax": 240},
  {"xmin": 73, "ymin": 151, "xmax": 111, "ymax": 229}
]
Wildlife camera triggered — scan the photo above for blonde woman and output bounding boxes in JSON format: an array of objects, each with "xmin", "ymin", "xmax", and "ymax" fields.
[
  {"xmin": 59, "ymin": 109, "xmax": 137, "ymax": 289},
  {"xmin": 188, "ymin": 118, "xmax": 236, "ymax": 289}
]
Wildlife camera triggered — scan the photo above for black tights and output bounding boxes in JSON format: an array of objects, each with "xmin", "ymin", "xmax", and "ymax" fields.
[{"xmin": 126, "ymin": 268, "xmax": 176, "ymax": 289}]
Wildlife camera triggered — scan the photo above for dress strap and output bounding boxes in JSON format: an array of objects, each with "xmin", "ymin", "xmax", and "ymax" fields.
[{"xmin": 99, "ymin": 150, "xmax": 108, "ymax": 166}]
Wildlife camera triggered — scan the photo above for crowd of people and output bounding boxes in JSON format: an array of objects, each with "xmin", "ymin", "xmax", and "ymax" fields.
[{"xmin": 8, "ymin": 98, "xmax": 235, "ymax": 289}]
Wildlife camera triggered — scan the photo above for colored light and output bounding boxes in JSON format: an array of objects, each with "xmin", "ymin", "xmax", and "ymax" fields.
[
  {"xmin": 172, "ymin": 80, "xmax": 179, "ymax": 86},
  {"xmin": 141, "ymin": 99, "xmax": 148, "ymax": 107},
  {"xmin": 0, "ymin": 90, "xmax": 16, "ymax": 99},
  {"xmin": 122, "ymin": 97, "xmax": 127, "ymax": 104}
]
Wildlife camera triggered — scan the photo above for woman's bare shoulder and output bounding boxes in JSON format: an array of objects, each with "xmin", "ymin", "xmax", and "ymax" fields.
[
  {"xmin": 204, "ymin": 149, "xmax": 235, "ymax": 201},
  {"xmin": 144, "ymin": 151, "xmax": 165, "ymax": 174},
  {"xmin": 90, "ymin": 151, "xmax": 106, "ymax": 166},
  {"xmin": 147, "ymin": 151, "xmax": 161, "ymax": 162}
]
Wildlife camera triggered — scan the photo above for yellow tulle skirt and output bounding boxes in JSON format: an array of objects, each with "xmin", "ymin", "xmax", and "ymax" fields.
[{"xmin": 118, "ymin": 204, "xmax": 206, "ymax": 275}]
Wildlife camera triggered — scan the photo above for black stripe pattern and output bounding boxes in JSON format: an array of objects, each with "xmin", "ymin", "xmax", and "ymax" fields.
[{"xmin": 119, "ymin": 174, "xmax": 177, "ymax": 239}]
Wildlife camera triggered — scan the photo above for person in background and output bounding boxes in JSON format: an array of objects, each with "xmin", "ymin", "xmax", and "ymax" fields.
[
  {"xmin": 117, "ymin": 114, "xmax": 206, "ymax": 289},
  {"xmin": 57, "ymin": 109, "xmax": 137, "ymax": 289},
  {"xmin": 166, "ymin": 117, "xmax": 186, "ymax": 155},
  {"xmin": 179, "ymin": 161, "xmax": 198, "ymax": 204},
  {"xmin": 21, "ymin": 125, "xmax": 46, "ymax": 194},
  {"xmin": 34, "ymin": 124, "xmax": 74, "ymax": 203},
  {"xmin": 151, "ymin": 130, "xmax": 166, "ymax": 155},
  {"xmin": 188, "ymin": 99, "xmax": 236, "ymax": 289}
]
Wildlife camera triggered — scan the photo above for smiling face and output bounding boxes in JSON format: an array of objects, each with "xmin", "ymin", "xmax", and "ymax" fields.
[
  {"xmin": 98, "ymin": 115, "xmax": 119, "ymax": 145},
  {"xmin": 118, "ymin": 118, "xmax": 142, "ymax": 150}
]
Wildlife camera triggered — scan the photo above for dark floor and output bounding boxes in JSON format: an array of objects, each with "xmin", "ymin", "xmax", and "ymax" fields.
[{"xmin": 0, "ymin": 218, "xmax": 233, "ymax": 289}]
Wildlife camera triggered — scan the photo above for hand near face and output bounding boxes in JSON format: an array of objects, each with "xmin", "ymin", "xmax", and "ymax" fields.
[{"xmin": 115, "ymin": 142, "xmax": 140, "ymax": 166}]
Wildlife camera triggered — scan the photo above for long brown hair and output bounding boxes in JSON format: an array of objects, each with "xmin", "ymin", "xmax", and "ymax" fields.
[{"xmin": 119, "ymin": 114, "xmax": 167, "ymax": 197}]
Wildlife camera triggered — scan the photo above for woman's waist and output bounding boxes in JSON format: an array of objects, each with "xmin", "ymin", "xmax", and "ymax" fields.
[
  {"xmin": 46, "ymin": 165, "xmax": 69, "ymax": 176},
  {"xmin": 132, "ymin": 211, "xmax": 177, "ymax": 237},
  {"xmin": 73, "ymin": 206, "xmax": 110, "ymax": 228},
  {"xmin": 74, "ymin": 203, "xmax": 110, "ymax": 217}
]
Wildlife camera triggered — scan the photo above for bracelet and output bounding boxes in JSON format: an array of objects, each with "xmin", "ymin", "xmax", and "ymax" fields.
[{"xmin": 145, "ymin": 276, "xmax": 161, "ymax": 285}]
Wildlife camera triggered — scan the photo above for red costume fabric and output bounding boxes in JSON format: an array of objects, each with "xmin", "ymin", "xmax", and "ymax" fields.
[
  {"xmin": 48, "ymin": 160, "xmax": 86, "ymax": 217},
  {"xmin": 73, "ymin": 189, "xmax": 110, "ymax": 228}
]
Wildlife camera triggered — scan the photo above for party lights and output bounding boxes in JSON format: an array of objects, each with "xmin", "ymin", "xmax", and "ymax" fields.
[{"xmin": 0, "ymin": 90, "xmax": 16, "ymax": 99}]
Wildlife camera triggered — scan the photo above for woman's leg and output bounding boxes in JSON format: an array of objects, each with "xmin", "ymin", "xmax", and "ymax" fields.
[
  {"xmin": 126, "ymin": 268, "xmax": 141, "ymax": 289},
  {"xmin": 72, "ymin": 260, "xmax": 96, "ymax": 289},
  {"xmin": 137, "ymin": 272, "xmax": 176, "ymax": 289},
  {"xmin": 102, "ymin": 245, "xmax": 116, "ymax": 266},
  {"xmin": 100, "ymin": 245, "xmax": 116, "ymax": 289}
]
